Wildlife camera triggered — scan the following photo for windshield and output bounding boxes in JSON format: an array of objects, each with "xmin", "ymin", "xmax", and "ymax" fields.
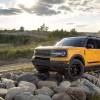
[{"xmin": 55, "ymin": 37, "xmax": 86, "ymax": 47}]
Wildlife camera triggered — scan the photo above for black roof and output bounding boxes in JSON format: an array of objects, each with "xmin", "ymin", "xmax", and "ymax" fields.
[
  {"xmin": 73, "ymin": 35, "xmax": 100, "ymax": 39},
  {"xmin": 86, "ymin": 35, "xmax": 100, "ymax": 39},
  {"xmin": 65, "ymin": 36, "xmax": 100, "ymax": 39}
]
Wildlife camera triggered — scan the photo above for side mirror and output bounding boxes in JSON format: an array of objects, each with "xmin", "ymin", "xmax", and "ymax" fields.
[{"xmin": 86, "ymin": 44, "xmax": 94, "ymax": 49}]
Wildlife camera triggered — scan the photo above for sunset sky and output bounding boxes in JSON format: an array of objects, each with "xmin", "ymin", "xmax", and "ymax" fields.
[{"xmin": 0, "ymin": 0, "xmax": 100, "ymax": 32}]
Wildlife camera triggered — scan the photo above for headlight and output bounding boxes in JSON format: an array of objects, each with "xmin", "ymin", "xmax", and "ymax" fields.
[{"xmin": 51, "ymin": 50, "xmax": 67, "ymax": 57}]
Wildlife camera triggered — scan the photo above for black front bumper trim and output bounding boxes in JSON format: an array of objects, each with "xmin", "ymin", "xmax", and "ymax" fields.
[{"xmin": 32, "ymin": 58, "xmax": 69, "ymax": 73}]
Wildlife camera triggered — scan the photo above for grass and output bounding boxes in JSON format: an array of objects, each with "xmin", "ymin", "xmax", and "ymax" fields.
[
  {"xmin": 0, "ymin": 46, "xmax": 33, "ymax": 60},
  {"xmin": 0, "ymin": 40, "xmax": 56, "ymax": 60}
]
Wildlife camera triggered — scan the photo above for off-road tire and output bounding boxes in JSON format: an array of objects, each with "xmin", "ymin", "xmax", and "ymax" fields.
[
  {"xmin": 35, "ymin": 65, "xmax": 49, "ymax": 73},
  {"xmin": 64, "ymin": 59, "xmax": 84, "ymax": 81}
]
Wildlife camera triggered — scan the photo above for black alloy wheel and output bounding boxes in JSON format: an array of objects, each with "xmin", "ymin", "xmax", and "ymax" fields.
[{"xmin": 64, "ymin": 59, "xmax": 84, "ymax": 81}]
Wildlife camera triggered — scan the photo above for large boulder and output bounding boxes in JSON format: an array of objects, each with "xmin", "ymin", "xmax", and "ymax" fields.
[
  {"xmin": 5, "ymin": 87, "xmax": 35, "ymax": 100},
  {"xmin": 14, "ymin": 92, "xmax": 38, "ymax": 100},
  {"xmin": 0, "ymin": 97, "xmax": 5, "ymax": 100},
  {"xmin": 5, "ymin": 87, "xmax": 24, "ymax": 100},
  {"xmin": 10, "ymin": 73, "xmax": 19, "ymax": 81},
  {"xmin": 71, "ymin": 78, "xmax": 100, "ymax": 95},
  {"xmin": 59, "ymin": 81, "xmax": 71, "ymax": 89},
  {"xmin": 15, "ymin": 93, "xmax": 52, "ymax": 100},
  {"xmin": 17, "ymin": 73, "xmax": 39, "ymax": 84},
  {"xmin": 38, "ymin": 81, "xmax": 57, "ymax": 89},
  {"xmin": 80, "ymin": 79, "xmax": 100, "ymax": 95},
  {"xmin": 71, "ymin": 79, "xmax": 82, "ymax": 87},
  {"xmin": 65, "ymin": 87, "xmax": 86, "ymax": 100},
  {"xmin": 52, "ymin": 92, "xmax": 72, "ymax": 100},
  {"xmin": 0, "ymin": 72, "xmax": 19, "ymax": 81},
  {"xmin": 35, "ymin": 87, "xmax": 54, "ymax": 96},
  {"xmin": 1, "ymin": 78, "xmax": 15, "ymax": 89},
  {"xmin": 0, "ymin": 83, "xmax": 6, "ymax": 88},
  {"xmin": 53, "ymin": 86, "xmax": 67, "ymax": 93},
  {"xmin": 0, "ymin": 73, "xmax": 12, "ymax": 79},
  {"xmin": 19, "ymin": 81, "xmax": 36, "ymax": 93},
  {"xmin": 82, "ymin": 73, "xmax": 100, "ymax": 88},
  {"xmin": 71, "ymin": 79, "xmax": 91, "ymax": 94},
  {"xmin": 53, "ymin": 81, "xmax": 71, "ymax": 93},
  {"xmin": 0, "ymin": 89, "xmax": 7, "ymax": 98},
  {"xmin": 35, "ymin": 94, "xmax": 52, "ymax": 100}
]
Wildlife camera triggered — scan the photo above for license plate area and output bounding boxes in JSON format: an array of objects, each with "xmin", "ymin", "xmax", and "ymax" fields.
[{"xmin": 34, "ymin": 57, "xmax": 50, "ymax": 66}]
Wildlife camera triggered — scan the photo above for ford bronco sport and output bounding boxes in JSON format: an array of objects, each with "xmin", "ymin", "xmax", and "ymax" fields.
[{"xmin": 32, "ymin": 36, "xmax": 100, "ymax": 80}]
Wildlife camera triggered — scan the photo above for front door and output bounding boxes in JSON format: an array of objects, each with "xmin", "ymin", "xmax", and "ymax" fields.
[{"xmin": 85, "ymin": 38, "xmax": 100, "ymax": 66}]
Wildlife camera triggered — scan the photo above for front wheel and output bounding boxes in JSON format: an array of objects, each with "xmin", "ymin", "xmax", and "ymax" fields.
[
  {"xmin": 35, "ymin": 65, "xmax": 49, "ymax": 73},
  {"xmin": 35, "ymin": 66, "xmax": 50, "ymax": 80},
  {"xmin": 64, "ymin": 59, "xmax": 84, "ymax": 81}
]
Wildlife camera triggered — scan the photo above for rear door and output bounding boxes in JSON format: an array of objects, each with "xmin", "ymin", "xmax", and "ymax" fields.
[
  {"xmin": 85, "ymin": 38, "xmax": 100, "ymax": 66},
  {"xmin": 95, "ymin": 39, "xmax": 100, "ymax": 63}
]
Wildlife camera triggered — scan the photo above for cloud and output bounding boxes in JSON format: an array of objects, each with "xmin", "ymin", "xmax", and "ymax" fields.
[
  {"xmin": 82, "ymin": 7, "xmax": 94, "ymax": 12},
  {"xmin": 0, "ymin": 0, "xmax": 16, "ymax": 8},
  {"xmin": 1, "ymin": 0, "xmax": 100, "ymax": 16},
  {"xmin": 68, "ymin": 0, "xmax": 81, "ymax": 6},
  {"xmin": 18, "ymin": 0, "xmax": 100, "ymax": 16},
  {"xmin": 67, "ymin": 0, "xmax": 91, "ymax": 6},
  {"xmin": 66, "ymin": 22, "xmax": 87, "ymax": 28},
  {"xmin": 32, "ymin": 2, "xmax": 60, "ymax": 16},
  {"xmin": 30, "ymin": 1, "xmax": 64, "ymax": 15},
  {"xmin": 39, "ymin": 0, "xmax": 65, "ymax": 4},
  {"xmin": 18, "ymin": 0, "xmax": 66, "ymax": 16},
  {"xmin": 0, "ymin": 8, "xmax": 22, "ymax": 15},
  {"xmin": 0, "ymin": 0, "xmax": 22, "ymax": 15},
  {"xmin": 80, "ymin": 0, "xmax": 90, "ymax": 6},
  {"xmin": 18, "ymin": 4, "xmax": 32, "ymax": 13},
  {"xmin": 67, "ymin": 22, "xmax": 75, "ymax": 25},
  {"xmin": 58, "ymin": 5, "xmax": 72, "ymax": 11},
  {"xmin": 0, "ymin": 0, "xmax": 15, "ymax": 3},
  {"xmin": 58, "ymin": 0, "xmax": 100, "ymax": 14},
  {"xmin": 76, "ymin": 24, "xmax": 87, "ymax": 27},
  {"xmin": 19, "ymin": 2, "xmax": 61, "ymax": 16}
]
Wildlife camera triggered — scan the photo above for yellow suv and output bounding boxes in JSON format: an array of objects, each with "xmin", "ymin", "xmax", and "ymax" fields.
[{"xmin": 32, "ymin": 36, "xmax": 100, "ymax": 80}]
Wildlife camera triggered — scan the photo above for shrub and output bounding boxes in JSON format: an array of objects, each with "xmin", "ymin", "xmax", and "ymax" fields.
[
  {"xmin": 49, "ymin": 29, "xmax": 80, "ymax": 39},
  {"xmin": 0, "ymin": 47, "xmax": 33, "ymax": 60},
  {"xmin": 0, "ymin": 34, "xmax": 32, "ymax": 45}
]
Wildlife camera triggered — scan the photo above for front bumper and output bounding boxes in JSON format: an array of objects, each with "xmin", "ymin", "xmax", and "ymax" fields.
[{"xmin": 32, "ymin": 57, "xmax": 69, "ymax": 73}]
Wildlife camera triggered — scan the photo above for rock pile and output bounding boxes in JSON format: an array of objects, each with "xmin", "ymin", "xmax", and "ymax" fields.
[{"xmin": 0, "ymin": 72, "xmax": 100, "ymax": 100}]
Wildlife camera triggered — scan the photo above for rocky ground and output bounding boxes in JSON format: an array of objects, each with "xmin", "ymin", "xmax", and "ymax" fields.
[{"xmin": 0, "ymin": 72, "xmax": 100, "ymax": 100}]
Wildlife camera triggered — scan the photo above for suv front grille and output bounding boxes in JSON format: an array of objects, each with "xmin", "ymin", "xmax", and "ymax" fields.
[{"xmin": 35, "ymin": 49, "xmax": 51, "ymax": 57}]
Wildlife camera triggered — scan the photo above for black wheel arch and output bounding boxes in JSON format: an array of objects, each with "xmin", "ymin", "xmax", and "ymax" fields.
[{"xmin": 70, "ymin": 54, "xmax": 85, "ymax": 65}]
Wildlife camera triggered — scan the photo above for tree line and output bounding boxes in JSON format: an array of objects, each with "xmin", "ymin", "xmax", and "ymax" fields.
[{"xmin": 0, "ymin": 24, "xmax": 77, "ymax": 33}]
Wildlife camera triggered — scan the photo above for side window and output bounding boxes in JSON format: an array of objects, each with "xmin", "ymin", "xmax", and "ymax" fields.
[
  {"xmin": 95, "ymin": 39, "xmax": 100, "ymax": 49},
  {"xmin": 99, "ymin": 40, "xmax": 100, "ymax": 49},
  {"xmin": 86, "ymin": 39, "xmax": 97, "ymax": 49}
]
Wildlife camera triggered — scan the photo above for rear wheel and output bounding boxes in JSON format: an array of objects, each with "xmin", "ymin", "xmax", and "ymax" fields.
[{"xmin": 64, "ymin": 59, "xmax": 84, "ymax": 81}]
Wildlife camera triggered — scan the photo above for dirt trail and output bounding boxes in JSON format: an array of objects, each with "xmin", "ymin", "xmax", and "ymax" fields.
[{"xmin": 0, "ymin": 59, "xmax": 34, "ymax": 72}]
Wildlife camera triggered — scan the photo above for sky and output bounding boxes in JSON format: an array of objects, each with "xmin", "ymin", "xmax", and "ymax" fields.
[{"xmin": 0, "ymin": 0, "xmax": 100, "ymax": 32}]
